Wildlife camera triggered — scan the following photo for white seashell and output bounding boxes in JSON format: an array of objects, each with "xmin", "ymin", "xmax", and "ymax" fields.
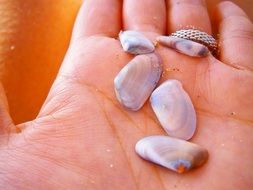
[
  {"xmin": 114, "ymin": 53, "xmax": 162, "ymax": 111},
  {"xmin": 157, "ymin": 36, "xmax": 209, "ymax": 57},
  {"xmin": 119, "ymin": 30, "xmax": 155, "ymax": 55},
  {"xmin": 150, "ymin": 80, "xmax": 196, "ymax": 140},
  {"xmin": 135, "ymin": 135, "xmax": 208, "ymax": 173}
]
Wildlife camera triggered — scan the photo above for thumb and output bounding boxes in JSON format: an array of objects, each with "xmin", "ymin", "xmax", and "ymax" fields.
[{"xmin": 0, "ymin": 83, "xmax": 16, "ymax": 135}]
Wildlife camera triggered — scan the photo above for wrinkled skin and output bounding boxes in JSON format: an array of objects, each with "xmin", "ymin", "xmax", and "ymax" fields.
[{"xmin": 0, "ymin": 1, "xmax": 253, "ymax": 190}]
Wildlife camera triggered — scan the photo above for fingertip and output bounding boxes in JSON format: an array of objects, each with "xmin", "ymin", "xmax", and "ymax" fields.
[
  {"xmin": 123, "ymin": 0, "xmax": 166, "ymax": 34},
  {"xmin": 216, "ymin": 1, "xmax": 248, "ymax": 19},
  {"xmin": 71, "ymin": 0, "xmax": 122, "ymax": 42},
  {"xmin": 167, "ymin": 0, "xmax": 211, "ymax": 34}
]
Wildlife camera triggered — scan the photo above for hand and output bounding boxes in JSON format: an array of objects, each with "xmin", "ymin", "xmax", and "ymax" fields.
[{"xmin": 0, "ymin": 0, "xmax": 252, "ymax": 189}]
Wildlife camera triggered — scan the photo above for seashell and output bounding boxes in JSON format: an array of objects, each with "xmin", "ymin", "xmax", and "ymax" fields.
[
  {"xmin": 157, "ymin": 36, "xmax": 209, "ymax": 57},
  {"xmin": 135, "ymin": 135, "xmax": 208, "ymax": 173},
  {"xmin": 119, "ymin": 30, "xmax": 155, "ymax": 55},
  {"xmin": 114, "ymin": 53, "xmax": 162, "ymax": 111},
  {"xmin": 150, "ymin": 80, "xmax": 196, "ymax": 140}
]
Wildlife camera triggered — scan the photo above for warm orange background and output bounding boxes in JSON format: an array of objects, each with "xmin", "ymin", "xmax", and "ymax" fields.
[
  {"xmin": 0, "ymin": 0, "xmax": 252, "ymax": 124},
  {"xmin": 0, "ymin": 0, "xmax": 82, "ymax": 124}
]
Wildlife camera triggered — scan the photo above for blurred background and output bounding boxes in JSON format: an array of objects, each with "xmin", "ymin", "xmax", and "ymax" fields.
[{"xmin": 0, "ymin": 0, "xmax": 252, "ymax": 124}]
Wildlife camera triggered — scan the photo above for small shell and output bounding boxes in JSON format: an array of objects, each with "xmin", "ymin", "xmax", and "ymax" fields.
[
  {"xmin": 114, "ymin": 53, "xmax": 162, "ymax": 111},
  {"xmin": 119, "ymin": 30, "xmax": 155, "ymax": 54},
  {"xmin": 150, "ymin": 80, "xmax": 196, "ymax": 140},
  {"xmin": 157, "ymin": 36, "xmax": 209, "ymax": 57},
  {"xmin": 135, "ymin": 136, "xmax": 208, "ymax": 173}
]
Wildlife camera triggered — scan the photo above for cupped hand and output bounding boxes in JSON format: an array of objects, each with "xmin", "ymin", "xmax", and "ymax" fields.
[{"xmin": 0, "ymin": 1, "xmax": 253, "ymax": 189}]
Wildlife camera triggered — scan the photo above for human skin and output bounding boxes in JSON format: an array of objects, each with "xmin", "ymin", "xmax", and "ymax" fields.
[
  {"xmin": 207, "ymin": 0, "xmax": 253, "ymax": 20},
  {"xmin": 0, "ymin": 0, "xmax": 253, "ymax": 189},
  {"xmin": 0, "ymin": 0, "xmax": 252, "ymax": 124}
]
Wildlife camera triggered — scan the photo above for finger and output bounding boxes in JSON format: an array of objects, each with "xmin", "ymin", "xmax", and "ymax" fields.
[
  {"xmin": 167, "ymin": 0, "xmax": 211, "ymax": 34},
  {"xmin": 161, "ymin": 0, "xmax": 212, "ymax": 85},
  {"xmin": 72, "ymin": 0, "xmax": 122, "ymax": 40},
  {"xmin": 0, "ymin": 83, "xmax": 15, "ymax": 134},
  {"xmin": 215, "ymin": 1, "xmax": 253, "ymax": 71},
  {"xmin": 123, "ymin": 0, "xmax": 166, "ymax": 34}
]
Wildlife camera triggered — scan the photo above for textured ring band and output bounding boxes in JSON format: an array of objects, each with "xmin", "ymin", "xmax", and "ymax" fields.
[{"xmin": 170, "ymin": 29, "xmax": 218, "ymax": 55}]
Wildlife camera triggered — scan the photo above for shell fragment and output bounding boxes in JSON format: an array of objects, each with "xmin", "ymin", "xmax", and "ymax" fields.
[
  {"xmin": 157, "ymin": 36, "xmax": 209, "ymax": 57},
  {"xmin": 114, "ymin": 53, "xmax": 162, "ymax": 111},
  {"xmin": 135, "ymin": 136, "xmax": 208, "ymax": 173},
  {"xmin": 150, "ymin": 80, "xmax": 196, "ymax": 140},
  {"xmin": 119, "ymin": 30, "xmax": 155, "ymax": 55}
]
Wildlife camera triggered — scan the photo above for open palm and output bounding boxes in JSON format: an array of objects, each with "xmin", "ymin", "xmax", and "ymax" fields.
[{"xmin": 0, "ymin": 1, "xmax": 253, "ymax": 189}]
